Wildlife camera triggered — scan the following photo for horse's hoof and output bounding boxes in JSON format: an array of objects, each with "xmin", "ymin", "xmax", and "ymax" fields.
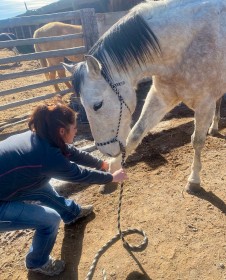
[
  {"xmin": 208, "ymin": 128, "xmax": 218, "ymax": 136},
  {"xmin": 185, "ymin": 182, "xmax": 202, "ymax": 194},
  {"xmin": 99, "ymin": 182, "xmax": 118, "ymax": 194}
]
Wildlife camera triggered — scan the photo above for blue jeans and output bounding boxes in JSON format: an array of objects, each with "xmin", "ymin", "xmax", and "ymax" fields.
[{"xmin": 0, "ymin": 183, "xmax": 81, "ymax": 268}]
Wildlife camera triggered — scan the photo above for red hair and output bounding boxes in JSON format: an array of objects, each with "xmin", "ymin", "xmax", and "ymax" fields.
[{"xmin": 28, "ymin": 101, "xmax": 77, "ymax": 155}]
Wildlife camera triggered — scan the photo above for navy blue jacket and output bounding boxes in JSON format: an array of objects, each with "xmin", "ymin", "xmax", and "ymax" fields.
[{"xmin": 0, "ymin": 131, "xmax": 113, "ymax": 201}]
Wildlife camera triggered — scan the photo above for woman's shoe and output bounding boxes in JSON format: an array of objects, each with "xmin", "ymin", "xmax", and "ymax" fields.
[
  {"xmin": 65, "ymin": 205, "xmax": 93, "ymax": 225},
  {"xmin": 27, "ymin": 256, "xmax": 65, "ymax": 276}
]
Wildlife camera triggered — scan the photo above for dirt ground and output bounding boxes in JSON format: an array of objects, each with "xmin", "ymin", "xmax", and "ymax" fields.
[{"xmin": 0, "ymin": 49, "xmax": 226, "ymax": 280}]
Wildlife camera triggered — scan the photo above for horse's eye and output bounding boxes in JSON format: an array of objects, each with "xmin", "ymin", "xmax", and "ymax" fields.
[{"xmin": 93, "ymin": 101, "xmax": 103, "ymax": 111}]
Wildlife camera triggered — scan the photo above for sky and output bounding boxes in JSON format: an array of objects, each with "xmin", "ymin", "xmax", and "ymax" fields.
[{"xmin": 0, "ymin": 0, "xmax": 58, "ymax": 20}]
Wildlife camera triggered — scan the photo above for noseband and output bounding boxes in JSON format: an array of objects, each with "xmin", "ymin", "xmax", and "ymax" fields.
[{"xmin": 95, "ymin": 70, "xmax": 131, "ymax": 156}]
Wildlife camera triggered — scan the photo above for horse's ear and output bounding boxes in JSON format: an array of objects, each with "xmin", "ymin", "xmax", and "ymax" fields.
[
  {"xmin": 61, "ymin": 62, "xmax": 75, "ymax": 74},
  {"xmin": 64, "ymin": 57, "xmax": 74, "ymax": 64},
  {"xmin": 85, "ymin": 55, "xmax": 102, "ymax": 79}
]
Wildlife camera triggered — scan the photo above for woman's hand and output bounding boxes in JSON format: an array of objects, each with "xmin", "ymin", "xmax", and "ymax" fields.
[{"xmin": 112, "ymin": 168, "xmax": 128, "ymax": 182}]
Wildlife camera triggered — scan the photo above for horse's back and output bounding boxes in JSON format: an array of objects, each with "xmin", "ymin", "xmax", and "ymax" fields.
[
  {"xmin": 140, "ymin": 0, "xmax": 226, "ymax": 90},
  {"xmin": 137, "ymin": 0, "xmax": 226, "ymax": 26},
  {"xmin": 33, "ymin": 22, "xmax": 84, "ymax": 64},
  {"xmin": 33, "ymin": 22, "xmax": 82, "ymax": 38}
]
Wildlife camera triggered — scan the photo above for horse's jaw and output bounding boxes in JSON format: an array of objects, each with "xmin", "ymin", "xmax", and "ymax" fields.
[
  {"xmin": 109, "ymin": 154, "xmax": 123, "ymax": 173},
  {"xmin": 95, "ymin": 140, "xmax": 125, "ymax": 158},
  {"xmin": 106, "ymin": 151, "xmax": 122, "ymax": 158}
]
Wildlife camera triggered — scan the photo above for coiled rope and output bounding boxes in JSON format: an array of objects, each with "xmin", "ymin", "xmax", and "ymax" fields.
[{"xmin": 85, "ymin": 150, "xmax": 148, "ymax": 280}]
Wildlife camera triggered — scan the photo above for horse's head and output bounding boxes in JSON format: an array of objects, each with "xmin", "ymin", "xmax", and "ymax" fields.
[
  {"xmin": 63, "ymin": 55, "xmax": 137, "ymax": 157},
  {"xmin": 63, "ymin": 10, "xmax": 161, "ymax": 157}
]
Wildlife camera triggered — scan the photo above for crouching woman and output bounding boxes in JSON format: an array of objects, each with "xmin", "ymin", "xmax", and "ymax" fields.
[{"xmin": 0, "ymin": 102, "xmax": 127, "ymax": 276}]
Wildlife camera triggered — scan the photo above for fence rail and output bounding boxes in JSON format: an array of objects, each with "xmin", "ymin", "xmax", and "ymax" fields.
[
  {"xmin": 0, "ymin": 33, "xmax": 83, "ymax": 48},
  {"xmin": 0, "ymin": 11, "xmax": 81, "ymax": 28},
  {"xmin": 0, "ymin": 46, "xmax": 86, "ymax": 65},
  {"xmin": 0, "ymin": 64, "xmax": 64, "ymax": 81},
  {"xmin": 0, "ymin": 88, "xmax": 71, "ymax": 112},
  {"xmin": 0, "ymin": 9, "xmax": 126, "ymax": 130}
]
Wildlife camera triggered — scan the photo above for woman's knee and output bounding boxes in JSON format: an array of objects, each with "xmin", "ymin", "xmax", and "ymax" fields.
[{"xmin": 42, "ymin": 207, "xmax": 61, "ymax": 231}]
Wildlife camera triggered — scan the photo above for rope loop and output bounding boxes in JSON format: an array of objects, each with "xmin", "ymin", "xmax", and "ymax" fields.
[{"xmin": 85, "ymin": 156, "xmax": 148, "ymax": 280}]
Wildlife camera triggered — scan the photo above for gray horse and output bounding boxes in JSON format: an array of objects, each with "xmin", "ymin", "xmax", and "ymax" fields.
[{"xmin": 63, "ymin": 0, "xmax": 226, "ymax": 193}]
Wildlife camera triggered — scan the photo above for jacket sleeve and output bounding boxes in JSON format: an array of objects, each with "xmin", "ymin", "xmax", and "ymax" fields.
[
  {"xmin": 66, "ymin": 144, "xmax": 103, "ymax": 169},
  {"xmin": 43, "ymin": 147, "xmax": 112, "ymax": 184}
]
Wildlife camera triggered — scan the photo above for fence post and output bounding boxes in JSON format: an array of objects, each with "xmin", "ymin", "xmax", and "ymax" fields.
[{"xmin": 80, "ymin": 8, "xmax": 99, "ymax": 52}]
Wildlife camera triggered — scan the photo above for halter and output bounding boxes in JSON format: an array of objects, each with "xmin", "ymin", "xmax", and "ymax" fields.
[{"xmin": 95, "ymin": 70, "xmax": 132, "ymax": 155}]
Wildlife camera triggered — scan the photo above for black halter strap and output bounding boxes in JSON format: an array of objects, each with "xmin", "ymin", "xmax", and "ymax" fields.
[
  {"xmin": 95, "ymin": 71, "xmax": 131, "ymax": 149},
  {"xmin": 101, "ymin": 71, "xmax": 131, "ymax": 112}
]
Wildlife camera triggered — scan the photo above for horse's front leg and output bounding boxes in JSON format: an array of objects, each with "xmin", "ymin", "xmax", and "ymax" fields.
[
  {"xmin": 126, "ymin": 90, "xmax": 177, "ymax": 157},
  {"xmin": 103, "ymin": 90, "xmax": 175, "ymax": 193},
  {"xmin": 208, "ymin": 97, "xmax": 222, "ymax": 136},
  {"xmin": 185, "ymin": 102, "xmax": 216, "ymax": 193}
]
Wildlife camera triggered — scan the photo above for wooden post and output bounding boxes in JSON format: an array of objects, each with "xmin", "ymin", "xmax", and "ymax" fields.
[{"xmin": 80, "ymin": 8, "xmax": 99, "ymax": 52}]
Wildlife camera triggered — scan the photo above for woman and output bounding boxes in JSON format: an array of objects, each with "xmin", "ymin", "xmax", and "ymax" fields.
[{"xmin": 0, "ymin": 101, "xmax": 127, "ymax": 276}]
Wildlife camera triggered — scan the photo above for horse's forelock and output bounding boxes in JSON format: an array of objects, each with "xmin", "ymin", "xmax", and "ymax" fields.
[
  {"xmin": 89, "ymin": 13, "xmax": 161, "ymax": 74},
  {"xmin": 72, "ymin": 63, "xmax": 86, "ymax": 95}
]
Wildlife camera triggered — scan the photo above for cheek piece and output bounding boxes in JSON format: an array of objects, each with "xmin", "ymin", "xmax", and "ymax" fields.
[{"xmin": 95, "ymin": 70, "xmax": 131, "ymax": 155}]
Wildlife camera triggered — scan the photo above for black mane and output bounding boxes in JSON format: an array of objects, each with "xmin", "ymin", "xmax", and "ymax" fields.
[
  {"xmin": 89, "ymin": 13, "xmax": 161, "ymax": 77},
  {"xmin": 73, "ymin": 12, "xmax": 161, "ymax": 94},
  {"xmin": 72, "ymin": 63, "xmax": 86, "ymax": 96}
]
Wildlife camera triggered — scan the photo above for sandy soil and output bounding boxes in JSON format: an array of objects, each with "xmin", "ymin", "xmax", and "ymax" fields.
[{"xmin": 0, "ymin": 48, "xmax": 226, "ymax": 280}]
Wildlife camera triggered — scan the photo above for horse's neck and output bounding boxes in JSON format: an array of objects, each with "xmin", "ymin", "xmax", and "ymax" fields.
[
  {"xmin": 106, "ymin": 61, "xmax": 143, "ymax": 87},
  {"xmin": 109, "ymin": 61, "xmax": 171, "ymax": 89}
]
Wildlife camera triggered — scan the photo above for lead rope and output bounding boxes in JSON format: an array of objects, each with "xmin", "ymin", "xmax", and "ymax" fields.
[{"xmin": 85, "ymin": 144, "xmax": 148, "ymax": 280}]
